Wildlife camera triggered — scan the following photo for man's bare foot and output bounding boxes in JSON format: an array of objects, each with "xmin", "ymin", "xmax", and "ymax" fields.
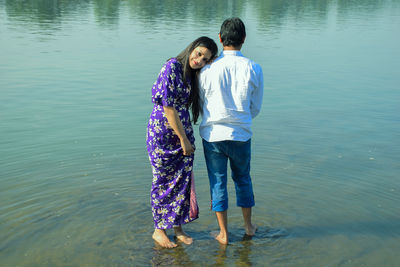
[
  {"xmin": 174, "ymin": 227, "xmax": 193, "ymax": 245},
  {"xmin": 245, "ymin": 223, "xmax": 257, "ymax": 236},
  {"xmin": 211, "ymin": 231, "xmax": 228, "ymax": 245},
  {"xmin": 152, "ymin": 229, "xmax": 177, "ymax": 248}
]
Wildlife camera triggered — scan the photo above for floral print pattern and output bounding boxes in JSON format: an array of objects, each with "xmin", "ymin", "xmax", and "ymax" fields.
[{"xmin": 146, "ymin": 58, "xmax": 197, "ymax": 229}]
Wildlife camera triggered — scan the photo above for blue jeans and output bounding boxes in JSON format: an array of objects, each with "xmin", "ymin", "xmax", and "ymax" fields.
[{"xmin": 202, "ymin": 139, "xmax": 255, "ymax": 212}]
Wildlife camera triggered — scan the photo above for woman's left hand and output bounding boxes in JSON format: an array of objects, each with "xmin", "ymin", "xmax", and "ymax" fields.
[{"xmin": 181, "ymin": 137, "xmax": 195, "ymax": 156}]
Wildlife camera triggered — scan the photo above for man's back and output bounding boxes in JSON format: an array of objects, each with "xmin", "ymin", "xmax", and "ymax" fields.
[
  {"xmin": 201, "ymin": 17, "xmax": 260, "ymax": 245},
  {"xmin": 199, "ymin": 50, "xmax": 263, "ymax": 142}
]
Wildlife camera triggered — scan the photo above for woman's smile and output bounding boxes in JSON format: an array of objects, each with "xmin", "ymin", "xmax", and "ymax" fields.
[{"xmin": 189, "ymin": 46, "xmax": 212, "ymax": 69}]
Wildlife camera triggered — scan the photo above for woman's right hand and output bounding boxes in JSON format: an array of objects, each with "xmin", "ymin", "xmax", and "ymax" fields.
[{"xmin": 180, "ymin": 137, "xmax": 195, "ymax": 156}]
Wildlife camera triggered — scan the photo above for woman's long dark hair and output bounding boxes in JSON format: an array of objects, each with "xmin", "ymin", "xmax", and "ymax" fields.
[{"xmin": 175, "ymin": 36, "xmax": 218, "ymax": 124}]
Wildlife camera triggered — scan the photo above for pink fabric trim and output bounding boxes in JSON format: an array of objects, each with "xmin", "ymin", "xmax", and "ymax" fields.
[{"xmin": 189, "ymin": 172, "xmax": 199, "ymax": 219}]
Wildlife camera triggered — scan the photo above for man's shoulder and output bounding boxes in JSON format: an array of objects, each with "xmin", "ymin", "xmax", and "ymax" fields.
[
  {"xmin": 241, "ymin": 56, "xmax": 263, "ymax": 75},
  {"xmin": 239, "ymin": 55, "xmax": 261, "ymax": 68},
  {"xmin": 201, "ymin": 54, "xmax": 262, "ymax": 74},
  {"xmin": 199, "ymin": 64, "xmax": 212, "ymax": 79},
  {"xmin": 200, "ymin": 57, "xmax": 223, "ymax": 75},
  {"xmin": 250, "ymin": 60, "xmax": 263, "ymax": 72}
]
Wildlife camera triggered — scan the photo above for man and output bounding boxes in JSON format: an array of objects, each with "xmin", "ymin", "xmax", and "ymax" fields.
[{"xmin": 198, "ymin": 17, "xmax": 264, "ymax": 245}]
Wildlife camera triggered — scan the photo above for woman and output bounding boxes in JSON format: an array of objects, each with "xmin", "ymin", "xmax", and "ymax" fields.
[{"xmin": 146, "ymin": 36, "xmax": 218, "ymax": 248}]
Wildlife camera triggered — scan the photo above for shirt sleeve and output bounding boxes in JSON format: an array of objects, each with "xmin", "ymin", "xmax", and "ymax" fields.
[
  {"xmin": 250, "ymin": 64, "xmax": 264, "ymax": 118},
  {"xmin": 152, "ymin": 59, "xmax": 179, "ymax": 108}
]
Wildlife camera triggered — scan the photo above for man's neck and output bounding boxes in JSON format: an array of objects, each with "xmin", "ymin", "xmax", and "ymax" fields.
[{"xmin": 223, "ymin": 45, "xmax": 242, "ymax": 51}]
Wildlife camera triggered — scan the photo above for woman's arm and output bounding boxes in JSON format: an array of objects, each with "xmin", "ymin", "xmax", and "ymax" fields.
[{"xmin": 163, "ymin": 106, "xmax": 195, "ymax": 156}]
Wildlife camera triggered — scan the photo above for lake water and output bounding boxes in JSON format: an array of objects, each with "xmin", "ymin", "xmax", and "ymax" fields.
[{"xmin": 1, "ymin": 0, "xmax": 399, "ymax": 266}]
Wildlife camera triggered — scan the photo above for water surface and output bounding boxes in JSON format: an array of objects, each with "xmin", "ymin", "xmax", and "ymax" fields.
[{"xmin": 1, "ymin": 0, "xmax": 400, "ymax": 266}]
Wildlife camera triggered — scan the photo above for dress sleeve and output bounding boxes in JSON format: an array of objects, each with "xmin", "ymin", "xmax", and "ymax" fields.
[{"xmin": 152, "ymin": 59, "xmax": 179, "ymax": 108}]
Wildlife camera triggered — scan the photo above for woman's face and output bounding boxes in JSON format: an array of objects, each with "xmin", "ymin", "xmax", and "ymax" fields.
[{"xmin": 189, "ymin": 46, "xmax": 212, "ymax": 69}]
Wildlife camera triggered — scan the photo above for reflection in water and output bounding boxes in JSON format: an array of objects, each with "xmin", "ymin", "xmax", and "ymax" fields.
[
  {"xmin": 4, "ymin": 0, "xmax": 90, "ymax": 22},
  {"xmin": 236, "ymin": 237, "xmax": 253, "ymax": 267},
  {"xmin": 251, "ymin": 0, "xmax": 330, "ymax": 30},
  {"xmin": 147, "ymin": 228, "xmax": 291, "ymax": 266},
  {"xmin": 93, "ymin": 0, "xmax": 122, "ymax": 26},
  {"xmin": 151, "ymin": 243, "xmax": 194, "ymax": 266},
  {"xmin": 126, "ymin": 0, "xmax": 247, "ymax": 25},
  {"xmin": 214, "ymin": 243, "xmax": 228, "ymax": 267},
  {"xmin": 4, "ymin": 0, "xmax": 397, "ymax": 31}
]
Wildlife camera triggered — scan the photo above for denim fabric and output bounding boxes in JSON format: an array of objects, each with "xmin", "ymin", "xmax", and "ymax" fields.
[{"xmin": 202, "ymin": 139, "xmax": 255, "ymax": 212}]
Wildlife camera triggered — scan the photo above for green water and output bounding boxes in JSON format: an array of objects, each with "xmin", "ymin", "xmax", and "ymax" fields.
[{"xmin": 1, "ymin": 0, "xmax": 399, "ymax": 266}]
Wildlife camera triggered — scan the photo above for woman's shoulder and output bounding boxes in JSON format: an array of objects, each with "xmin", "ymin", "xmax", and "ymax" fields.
[
  {"xmin": 159, "ymin": 58, "xmax": 182, "ymax": 76},
  {"xmin": 165, "ymin": 57, "xmax": 182, "ymax": 69}
]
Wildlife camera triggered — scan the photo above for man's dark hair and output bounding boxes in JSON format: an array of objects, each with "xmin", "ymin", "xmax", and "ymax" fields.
[{"xmin": 219, "ymin": 17, "xmax": 246, "ymax": 47}]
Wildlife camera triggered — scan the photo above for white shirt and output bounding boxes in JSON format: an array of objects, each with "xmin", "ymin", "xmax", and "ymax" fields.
[{"xmin": 199, "ymin": 50, "xmax": 264, "ymax": 142}]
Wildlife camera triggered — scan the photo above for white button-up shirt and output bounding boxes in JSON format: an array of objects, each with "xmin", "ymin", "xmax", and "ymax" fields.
[{"xmin": 199, "ymin": 50, "xmax": 264, "ymax": 142}]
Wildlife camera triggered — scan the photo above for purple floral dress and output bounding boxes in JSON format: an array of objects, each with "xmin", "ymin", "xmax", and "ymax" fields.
[{"xmin": 146, "ymin": 58, "xmax": 197, "ymax": 229}]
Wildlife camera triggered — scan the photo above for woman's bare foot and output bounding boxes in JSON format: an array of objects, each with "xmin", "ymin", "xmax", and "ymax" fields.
[
  {"xmin": 174, "ymin": 227, "xmax": 193, "ymax": 245},
  {"xmin": 245, "ymin": 223, "xmax": 257, "ymax": 236},
  {"xmin": 211, "ymin": 231, "xmax": 228, "ymax": 245},
  {"xmin": 152, "ymin": 229, "xmax": 177, "ymax": 248},
  {"xmin": 175, "ymin": 234, "xmax": 193, "ymax": 245}
]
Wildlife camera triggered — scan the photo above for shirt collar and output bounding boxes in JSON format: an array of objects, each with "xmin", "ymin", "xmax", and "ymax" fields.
[{"xmin": 221, "ymin": 50, "xmax": 243, "ymax": 57}]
